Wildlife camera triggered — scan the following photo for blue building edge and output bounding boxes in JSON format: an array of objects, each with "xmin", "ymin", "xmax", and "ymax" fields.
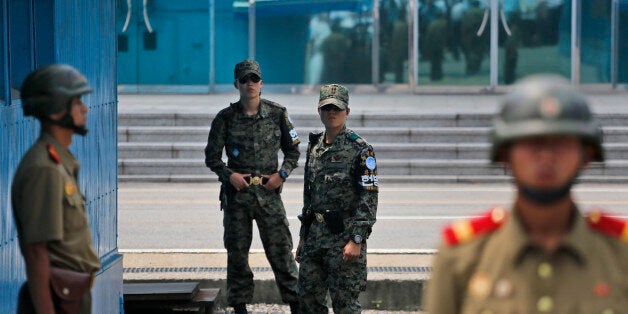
[{"xmin": 1, "ymin": 0, "xmax": 122, "ymax": 312}]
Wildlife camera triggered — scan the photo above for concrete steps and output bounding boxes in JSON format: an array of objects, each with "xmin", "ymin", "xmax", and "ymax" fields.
[{"xmin": 118, "ymin": 113, "xmax": 628, "ymax": 183}]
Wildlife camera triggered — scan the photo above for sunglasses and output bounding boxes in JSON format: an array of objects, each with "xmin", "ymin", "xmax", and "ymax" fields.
[
  {"xmin": 238, "ymin": 75, "xmax": 261, "ymax": 84},
  {"xmin": 320, "ymin": 105, "xmax": 345, "ymax": 112}
]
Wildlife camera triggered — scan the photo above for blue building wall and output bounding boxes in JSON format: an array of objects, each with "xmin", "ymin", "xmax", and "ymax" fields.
[{"xmin": 1, "ymin": 1, "xmax": 121, "ymax": 313}]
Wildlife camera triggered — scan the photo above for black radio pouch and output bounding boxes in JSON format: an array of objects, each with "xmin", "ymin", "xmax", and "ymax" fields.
[{"xmin": 324, "ymin": 210, "xmax": 345, "ymax": 234}]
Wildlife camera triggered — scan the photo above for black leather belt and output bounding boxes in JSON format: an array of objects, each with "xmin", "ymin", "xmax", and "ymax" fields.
[{"xmin": 245, "ymin": 176, "xmax": 268, "ymax": 186}]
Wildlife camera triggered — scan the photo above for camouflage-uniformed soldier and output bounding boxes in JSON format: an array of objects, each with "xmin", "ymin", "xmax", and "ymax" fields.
[
  {"xmin": 424, "ymin": 75, "xmax": 628, "ymax": 313},
  {"xmin": 204, "ymin": 60, "xmax": 301, "ymax": 314},
  {"xmin": 296, "ymin": 84, "xmax": 378, "ymax": 313},
  {"xmin": 12, "ymin": 64, "xmax": 101, "ymax": 314}
]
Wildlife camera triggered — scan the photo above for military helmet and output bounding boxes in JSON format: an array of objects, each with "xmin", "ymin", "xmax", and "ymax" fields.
[
  {"xmin": 20, "ymin": 64, "xmax": 92, "ymax": 118},
  {"xmin": 491, "ymin": 74, "xmax": 603, "ymax": 162}
]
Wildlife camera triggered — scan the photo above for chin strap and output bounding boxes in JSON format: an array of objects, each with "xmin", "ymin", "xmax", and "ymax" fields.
[
  {"xmin": 43, "ymin": 114, "xmax": 88, "ymax": 136},
  {"xmin": 518, "ymin": 176, "xmax": 577, "ymax": 205}
]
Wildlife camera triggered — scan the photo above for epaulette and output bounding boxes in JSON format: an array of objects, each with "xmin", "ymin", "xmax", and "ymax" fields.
[
  {"xmin": 46, "ymin": 143, "xmax": 61, "ymax": 164},
  {"xmin": 443, "ymin": 207, "xmax": 508, "ymax": 246},
  {"xmin": 586, "ymin": 211, "xmax": 628, "ymax": 242},
  {"xmin": 260, "ymin": 98, "xmax": 285, "ymax": 109},
  {"xmin": 347, "ymin": 130, "xmax": 367, "ymax": 145}
]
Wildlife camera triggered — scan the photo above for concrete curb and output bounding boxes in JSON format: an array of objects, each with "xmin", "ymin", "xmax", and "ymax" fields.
[{"xmin": 122, "ymin": 251, "xmax": 434, "ymax": 311}]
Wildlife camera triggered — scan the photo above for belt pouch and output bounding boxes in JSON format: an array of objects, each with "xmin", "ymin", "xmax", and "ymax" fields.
[
  {"xmin": 50, "ymin": 267, "xmax": 91, "ymax": 314},
  {"xmin": 323, "ymin": 210, "xmax": 345, "ymax": 234}
]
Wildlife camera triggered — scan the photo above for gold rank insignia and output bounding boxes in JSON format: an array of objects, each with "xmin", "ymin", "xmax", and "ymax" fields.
[
  {"xmin": 586, "ymin": 211, "xmax": 628, "ymax": 242},
  {"xmin": 468, "ymin": 272, "xmax": 491, "ymax": 299},
  {"xmin": 443, "ymin": 207, "xmax": 508, "ymax": 246},
  {"xmin": 65, "ymin": 182, "xmax": 77, "ymax": 196}
]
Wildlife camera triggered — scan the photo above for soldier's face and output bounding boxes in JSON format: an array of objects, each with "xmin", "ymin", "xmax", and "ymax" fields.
[
  {"xmin": 319, "ymin": 105, "xmax": 349, "ymax": 130},
  {"xmin": 236, "ymin": 74, "xmax": 262, "ymax": 99},
  {"xmin": 508, "ymin": 135, "xmax": 585, "ymax": 190},
  {"xmin": 70, "ymin": 96, "xmax": 88, "ymax": 127}
]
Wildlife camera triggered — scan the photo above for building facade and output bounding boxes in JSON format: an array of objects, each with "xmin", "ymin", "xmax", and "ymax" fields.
[{"xmin": 117, "ymin": 0, "xmax": 628, "ymax": 93}]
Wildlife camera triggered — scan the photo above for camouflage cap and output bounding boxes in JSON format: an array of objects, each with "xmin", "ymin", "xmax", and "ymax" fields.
[
  {"xmin": 318, "ymin": 84, "xmax": 349, "ymax": 110},
  {"xmin": 234, "ymin": 60, "xmax": 262, "ymax": 80}
]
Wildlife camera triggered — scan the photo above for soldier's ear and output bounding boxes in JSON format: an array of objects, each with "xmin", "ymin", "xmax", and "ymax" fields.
[
  {"xmin": 581, "ymin": 143, "xmax": 595, "ymax": 166},
  {"xmin": 233, "ymin": 81, "xmax": 238, "ymax": 89}
]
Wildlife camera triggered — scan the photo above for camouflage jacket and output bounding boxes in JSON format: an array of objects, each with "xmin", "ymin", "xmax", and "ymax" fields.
[
  {"xmin": 300, "ymin": 127, "xmax": 378, "ymax": 241},
  {"xmin": 204, "ymin": 99, "xmax": 300, "ymax": 182}
]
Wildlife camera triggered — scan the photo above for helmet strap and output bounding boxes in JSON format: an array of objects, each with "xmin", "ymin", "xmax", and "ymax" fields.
[
  {"xmin": 517, "ymin": 176, "xmax": 577, "ymax": 205},
  {"xmin": 41, "ymin": 99, "xmax": 88, "ymax": 136}
]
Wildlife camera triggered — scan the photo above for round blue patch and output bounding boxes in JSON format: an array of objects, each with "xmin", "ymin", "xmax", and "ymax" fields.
[{"xmin": 365, "ymin": 156, "xmax": 376, "ymax": 170}]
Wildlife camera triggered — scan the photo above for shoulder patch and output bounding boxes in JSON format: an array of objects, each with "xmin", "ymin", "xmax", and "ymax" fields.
[
  {"xmin": 46, "ymin": 143, "xmax": 61, "ymax": 164},
  {"xmin": 443, "ymin": 207, "xmax": 508, "ymax": 246},
  {"xmin": 586, "ymin": 211, "xmax": 628, "ymax": 242},
  {"xmin": 261, "ymin": 98, "xmax": 285, "ymax": 109},
  {"xmin": 347, "ymin": 130, "xmax": 367, "ymax": 145}
]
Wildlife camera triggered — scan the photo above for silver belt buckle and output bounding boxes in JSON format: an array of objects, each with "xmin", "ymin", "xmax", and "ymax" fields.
[{"xmin": 315, "ymin": 213, "xmax": 325, "ymax": 223}]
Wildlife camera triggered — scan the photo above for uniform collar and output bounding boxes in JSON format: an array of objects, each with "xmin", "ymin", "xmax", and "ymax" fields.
[
  {"xmin": 322, "ymin": 126, "xmax": 348, "ymax": 146},
  {"xmin": 499, "ymin": 208, "xmax": 589, "ymax": 267},
  {"xmin": 234, "ymin": 99, "xmax": 269, "ymax": 118},
  {"xmin": 41, "ymin": 131, "xmax": 80, "ymax": 176}
]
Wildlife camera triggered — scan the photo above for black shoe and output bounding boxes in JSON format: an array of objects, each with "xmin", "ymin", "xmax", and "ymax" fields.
[
  {"xmin": 289, "ymin": 301, "xmax": 300, "ymax": 314},
  {"xmin": 233, "ymin": 303, "xmax": 248, "ymax": 314}
]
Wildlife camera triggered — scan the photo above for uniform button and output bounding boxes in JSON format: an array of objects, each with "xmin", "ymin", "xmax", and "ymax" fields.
[
  {"xmin": 537, "ymin": 296, "xmax": 553, "ymax": 312},
  {"xmin": 62, "ymin": 287, "xmax": 70, "ymax": 295},
  {"xmin": 537, "ymin": 263, "xmax": 553, "ymax": 279}
]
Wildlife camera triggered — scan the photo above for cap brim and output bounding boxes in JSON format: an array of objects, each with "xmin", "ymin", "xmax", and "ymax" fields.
[
  {"xmin": 318, "ymin": 99, "xmax": 347, "ymax": 109},
  {"xmin": 236, "ymin": 70, "xmax": 261, "ymax": 80}
]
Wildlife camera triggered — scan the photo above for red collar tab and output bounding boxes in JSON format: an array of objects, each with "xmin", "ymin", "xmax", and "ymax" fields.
[
  {"xmin": 443, "ymin": 207, "xmax": 508, "ymax": 246},
  {"xmin": 46, "ymin": 143, "xmax": 61, "ymax": 164},
  {"xmin": 587, "ymin": 211, "xmax": 628, "ymax": 242}
]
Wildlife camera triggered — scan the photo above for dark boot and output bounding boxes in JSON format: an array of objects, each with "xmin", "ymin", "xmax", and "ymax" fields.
[
  {"xmin": 233, "ymin": 303, "xmax": 248, "ymax": 314},
  {"xmin": 289, "ymin": 301, "xmax": 300, "ymax": 314}
]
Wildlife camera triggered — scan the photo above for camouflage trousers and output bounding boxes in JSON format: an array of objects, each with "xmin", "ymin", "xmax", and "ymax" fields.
[
  {"xmin": 223, "ymin": 186, "xmax": 298, "ymax": 306},
  {"xmin": 297, "ymin": 223, "xmax": 367, "ymax": 314}
]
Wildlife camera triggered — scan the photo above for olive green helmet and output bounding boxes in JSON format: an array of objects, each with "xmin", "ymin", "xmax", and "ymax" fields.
[
  {"xmin": 490, "ymin": 74, "xmax": 603, "ymax": 162},
  {"xmin": 20, "ymin": 64, "xmax": 92, "ymax": 118}
]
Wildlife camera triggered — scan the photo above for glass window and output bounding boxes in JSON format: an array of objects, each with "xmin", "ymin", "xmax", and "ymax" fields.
[
  {"xmin": 380, "ymin": 0, "xmax": 410, "ymax": 84},
  {"xmin": 8, "ymin": 0, "xmax": 34, "ymax": 100},
  {"xmin": 1, "ymin": 2, "xmax": 6, "ymax": 104},
  {"xmin": 215, "ymin": 1, "xmax": 248, "ymax": 84},
  {"xmin": 580, "ymin": 0, "xmax": 612, "ymax": 83},
  {"xmin": 255, "ymin": 1, "xmax": 373, "ymax": 84},
  {"xmin": 498, "ymin": 0, "xmax": 571, "ymax": 84},
  {"xmin": 418, "ymin": 0, "xmax": 490, "ymax": 85},
  {"xmin": 619, "ymin": 0, "xmax": 628, "ymax": 83}
]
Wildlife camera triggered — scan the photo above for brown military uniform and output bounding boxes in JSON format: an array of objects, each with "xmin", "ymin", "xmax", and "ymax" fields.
[
  {"xmin": 12, "ymin": 132, "xmax": 101, "ymax": 313},
  {"xmin": 424, "ymin": 207, "xmax": 628, "ymax": 314}
]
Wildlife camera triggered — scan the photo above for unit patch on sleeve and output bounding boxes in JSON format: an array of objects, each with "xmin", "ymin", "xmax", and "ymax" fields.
[{"xmin": 357, "ymin": 147, "xmax": 378, "ymax": 192}]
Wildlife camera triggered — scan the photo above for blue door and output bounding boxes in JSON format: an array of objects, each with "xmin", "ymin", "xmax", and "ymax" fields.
[{"xmin": 117, "ymin": 0, "xmax": 210, "ymax": 91}]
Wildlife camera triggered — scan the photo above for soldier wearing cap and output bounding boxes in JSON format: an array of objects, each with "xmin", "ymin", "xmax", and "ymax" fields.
[
  {"xmin": 296, "ymin": 84, "xmax": 379, "ymax": 313},
  {"xmin": 204, "ymin": 60, "xmax": 301, "ymax": 314},
  {"xmin": 424, "ymin": 75, "xmax": 628, "ymax": 313},
  {"xmin": 12, "ymin": 64, "xmax": 101, "ymax": 313}
]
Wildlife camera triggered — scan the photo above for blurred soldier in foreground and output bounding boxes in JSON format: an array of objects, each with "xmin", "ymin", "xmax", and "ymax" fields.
[
  {"xmin": 425, "ymin": 74, "xmax": 628, "ymax": 313},
  {"xmin": 204, "ymin": 60, "xmax": 301, "ymax": 314},
  {"xmin": 296, "ymin": 84, "xmax": 378, "ymax": 313},
  {"xmin": 12, "ymin": 64, "xmax": 101, "ymax": 314}
]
